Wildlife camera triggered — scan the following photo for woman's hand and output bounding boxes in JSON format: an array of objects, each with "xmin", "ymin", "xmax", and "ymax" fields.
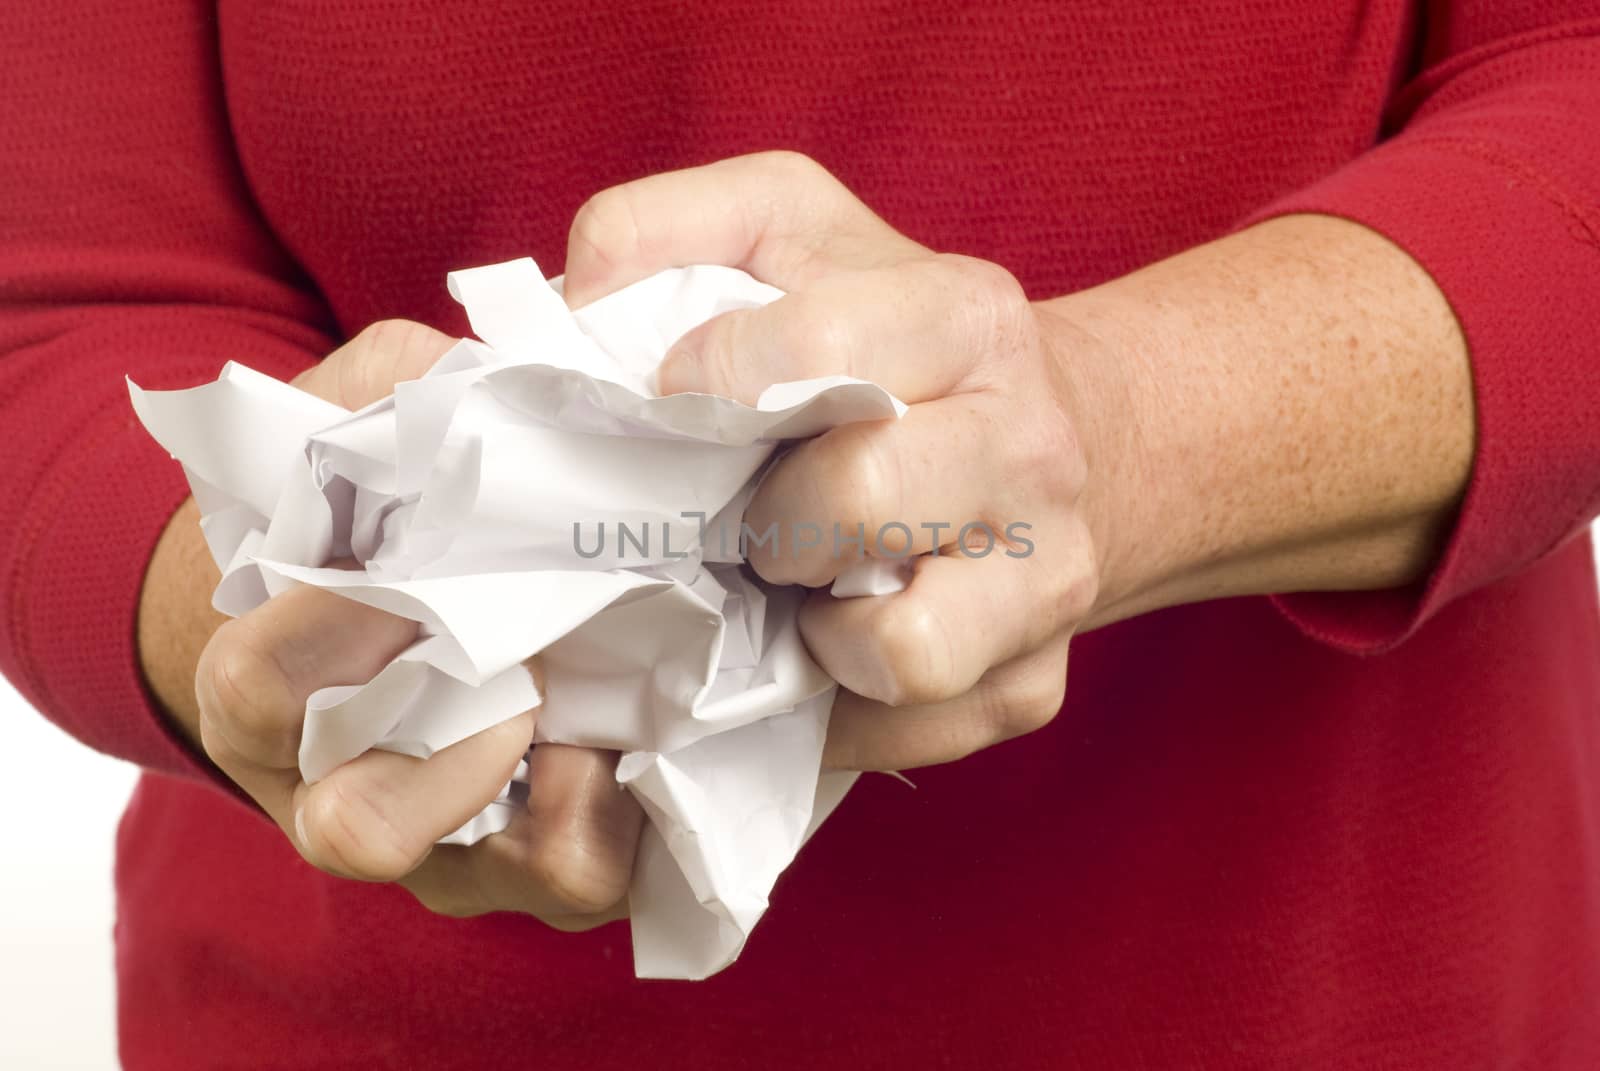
[
  {"xmin": 562, "ymin": 151, "xmax": 1473, "ymax": 772},
  {"xmin": 140, "ymin": 320, "xmax": 643, "ymax": 928},
  {"xmin": 564, "ymin": 152, "xmax": 1111, "ymax": 771}
]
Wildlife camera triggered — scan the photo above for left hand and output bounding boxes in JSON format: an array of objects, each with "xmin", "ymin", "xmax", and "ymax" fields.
[
  {"xmin": 563, "ymin": 152, "xmax": 1108, "ymax": 771},
  {"xmin": 161, "ymin": 321, "xmax": 643, "ymax": 931}
]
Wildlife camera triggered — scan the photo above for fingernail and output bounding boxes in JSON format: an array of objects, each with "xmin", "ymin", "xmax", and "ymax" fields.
[{"xmin": 294, "ymin": 805, "xmax": 309, "ymax": 849}]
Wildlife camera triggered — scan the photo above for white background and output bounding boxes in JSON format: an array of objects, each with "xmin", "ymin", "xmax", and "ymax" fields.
[
  {"xmin": 0, "ymin": 684, "xmax": 138, "ymax": 1070},
  {"xmin": 2, "ymin": 536, "xmax": 1596, "ymax": 1069}
]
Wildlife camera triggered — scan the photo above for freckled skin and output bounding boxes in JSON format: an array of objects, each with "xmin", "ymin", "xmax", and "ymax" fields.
[{"xmin": 1055, "ymin": 212, "xmax": 1471, "ymax": 626}]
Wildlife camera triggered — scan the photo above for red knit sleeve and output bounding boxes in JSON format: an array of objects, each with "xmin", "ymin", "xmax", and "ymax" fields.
[
  {"xmin": 0, "ymin": 3, "xmax": 333, "ymax": 783},
  {"xmin": 1244, "ymin": 4, "xmax": 1600, "ymax": 654}
]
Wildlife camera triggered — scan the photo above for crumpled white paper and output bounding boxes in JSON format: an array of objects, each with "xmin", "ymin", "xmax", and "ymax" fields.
[{"xmin": 128, "ymin": 257, "xmax": 910, "ymax": 979}]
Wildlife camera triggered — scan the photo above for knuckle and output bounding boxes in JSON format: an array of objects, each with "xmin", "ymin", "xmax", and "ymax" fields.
[
  {"xmin": 747, "ymin": 430, "xmax": 891, "ymax": 587},
  {"xmin": 298, "ymin": 780, "xmax": 426, "ymax": 883},
  {"xmin": 935, "ymin": 254, "xmax": 1033, "ymax": 360},
  {"xmin": 526, "ymin": 838, "xmax": 630, "ymax": 917},
  {"xmin": 568, "ymin": 187, "xmax": 640, "ymax": 269},
  {"xmin": 873, "ymin": 603, "xmax": 960, "ymax": 707},
  {"xmin": 756, "ymin": 149, "xmax": 829, "ymax": 184},
  {"xmin": 746, "ymin": 152, "xmax": 864, "ymax": 242},
  {"xmin": 196, "ymin": 621, "xmax": 298, "ymax": 763},
  {"xmin": 746, "ymin": 539, "xmax": 801, "ymax": 587},
  {"xmin": 984, "ymin": 660, "xmax": 1068, "ymax": 740},
  {"xmin": 942, "ymin": 254, "xmax": 1030, "ymax": 323},
  {"xmin": 759, "ymin": 429, "xmax": 896, "ymax": 588},
  {"xmin": 822, "ymin": 426, "xmax": 896, "ymax": 533}
]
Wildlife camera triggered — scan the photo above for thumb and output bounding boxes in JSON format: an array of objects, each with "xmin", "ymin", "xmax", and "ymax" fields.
[{"xmin": 292, "ymin": 318, "xmax": 458, "ymax": 409}]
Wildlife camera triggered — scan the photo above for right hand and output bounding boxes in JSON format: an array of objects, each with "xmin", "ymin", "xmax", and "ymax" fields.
[{"xmin": 138, "ymin": 320, "xmax": 645, "ymax": 928}]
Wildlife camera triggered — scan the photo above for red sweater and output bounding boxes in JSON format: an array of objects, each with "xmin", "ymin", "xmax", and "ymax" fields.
[{"xmin": 4, "ymin": 2, "xmax": 1600, "ymax": 1067}]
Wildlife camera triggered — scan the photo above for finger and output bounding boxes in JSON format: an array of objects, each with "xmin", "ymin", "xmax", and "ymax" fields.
[
  {"xmin": 293, "ymin": 707, "xmax": 536, "ymax": 882},
  {"xmin": 492, "ymin": 744, "xmax": 643, "ymax": 921},
  {"xmin": 799, "ymin": 522, "xmax": 1094, "ymax": 707},
  {"xmin": 402, "ymin": 745, "xmax": 643, "ymax": 927},
  {"xmin": 822, "ymin": 640, "xmax": 1071, "ymax": 771},
  {"xmin": 195, "ymin": 585, "xmax": 419, "ymax": 829},
  {"xmin": 744, "ymin": 394, "xmax": 1005, "ymax": 588},
  {"xmin": 401, "ymin": 832, "xmax": 632, "ymax": 931},
  {"xmin": 657, "ymin": 255, "xmax": 1030, "ymax": 404},
  {"xmin": 291, "ymin": 318, "xmax": 458, "ymax": 409},
  {"xmin": 562, "ymin": 151, "xmax": 924, "ymax": 308}
]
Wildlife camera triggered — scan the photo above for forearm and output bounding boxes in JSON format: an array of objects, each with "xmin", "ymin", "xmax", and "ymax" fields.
[{"xmin": 1048, "ymin": 213, "xmax": 1476, "ymax": 627}]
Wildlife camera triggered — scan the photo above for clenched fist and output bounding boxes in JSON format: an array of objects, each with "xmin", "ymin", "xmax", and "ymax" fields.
[{"xmin": 563, "ymin": 151, "xmax": 1105, "ymax": 771}]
